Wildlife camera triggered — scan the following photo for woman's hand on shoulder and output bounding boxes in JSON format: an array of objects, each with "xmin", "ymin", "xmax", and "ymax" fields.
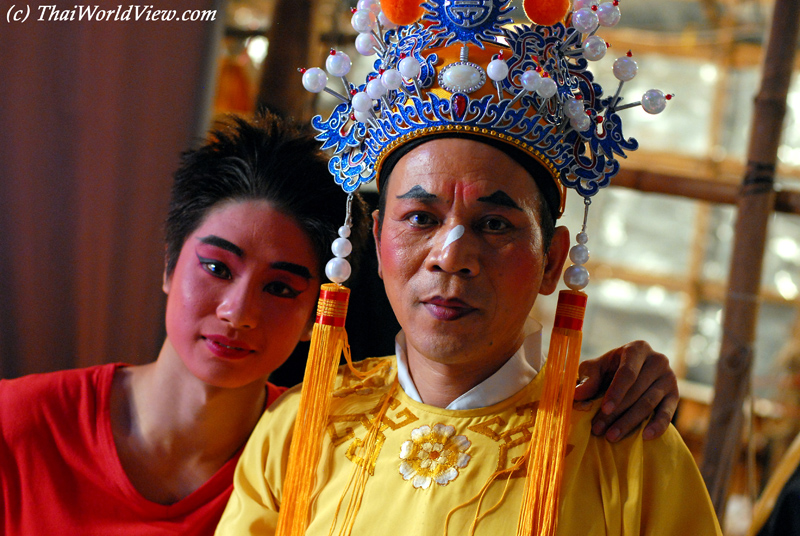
[{"xmin": 574, "ymin": 341, "xmax": 679, "ymax": 443}]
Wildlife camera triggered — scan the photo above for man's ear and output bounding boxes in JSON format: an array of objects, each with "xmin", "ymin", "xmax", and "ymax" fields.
[
  {"xmin": 372, "ymin": 209, "xmax": 383, "ymax": 280},
  {"xmin": 539, "ymin": 226, "xmax": 570, "ymax": 296}
]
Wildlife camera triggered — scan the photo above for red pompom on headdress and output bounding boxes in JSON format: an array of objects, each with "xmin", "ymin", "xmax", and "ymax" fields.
[
  {"xmin": 523, "ymin": 0, "xmax": 571, "ymax": 26},
  {"xmin": 380, "ymin": 0, "xmax": 424, "ymax": 26}
]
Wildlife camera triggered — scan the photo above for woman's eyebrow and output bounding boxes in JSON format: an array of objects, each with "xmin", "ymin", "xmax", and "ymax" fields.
[
  {"xmin": 198, "ymin": 236, "xmax": 312, "ymax": 279},
  {"xmin": 271, "ymin": 262, "xmax": 312, "ymax": 280},
  {"xmin": 197, "ymin": 235, "xmax": 244, "ymax": 257}
]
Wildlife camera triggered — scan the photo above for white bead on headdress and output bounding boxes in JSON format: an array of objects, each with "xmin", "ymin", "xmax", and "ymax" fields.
[{"xmin": 325, "ymin": 194, "xmax": 354, "ymax": 284}]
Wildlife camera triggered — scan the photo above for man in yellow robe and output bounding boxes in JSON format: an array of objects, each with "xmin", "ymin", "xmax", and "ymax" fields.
[
  {"xmin": 216, "ymin": 0, "xmax": 722, "ymax": 534},
  {"xmin": 216, "ymin": 138, "xmax": 721, "ymax": 536}
]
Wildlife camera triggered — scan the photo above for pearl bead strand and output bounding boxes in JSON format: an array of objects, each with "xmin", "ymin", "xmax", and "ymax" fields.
[
  {"xmin": 564, "ymin": 200, "xmax": 592, "ymax": 291},
  {"xmin": 325, "ymin": 195, "xmax": 355, "ymax": 285}
]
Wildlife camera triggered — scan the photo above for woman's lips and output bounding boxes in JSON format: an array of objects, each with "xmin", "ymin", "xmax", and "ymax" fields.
[
  {"xmin": 203, "ymin": 335, "xmax": 254, "ymax": 360},
  {"xmin": 422, "ymin": 297, "xmax": 476, "ymax": 321}
]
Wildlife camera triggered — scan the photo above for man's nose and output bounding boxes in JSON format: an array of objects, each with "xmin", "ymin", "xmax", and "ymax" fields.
[{"xmin": 424, "ymin": 223, "xmax": 480, "ymax": 276}]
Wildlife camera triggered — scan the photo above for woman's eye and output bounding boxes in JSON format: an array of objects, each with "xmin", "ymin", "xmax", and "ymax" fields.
[
  {"xmin": 199, "ymin": 258, "xmax": 232, "ymax": 279},
  {"xmin": 407, "ymin": 213, "xmax": 437, "ymax": 227},
  {"xmin": 264, "ymin": 281, "xmax": 301, "ymax": 298},
  {"xmin": 481, "ymin": 218, "xmax": 511, "ymax": 232}
]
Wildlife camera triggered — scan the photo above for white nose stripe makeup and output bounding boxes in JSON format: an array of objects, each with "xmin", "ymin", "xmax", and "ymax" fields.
[{"xmin": 443, "ymin": 225, "xmax": 465, "ymax": 249}]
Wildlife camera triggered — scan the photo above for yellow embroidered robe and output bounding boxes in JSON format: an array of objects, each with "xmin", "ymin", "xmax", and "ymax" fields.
[{"xmin": 216, "ymin": 357, "xmax": 722, "ymax": 535}]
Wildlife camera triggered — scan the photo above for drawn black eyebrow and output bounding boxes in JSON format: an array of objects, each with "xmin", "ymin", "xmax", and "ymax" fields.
[
  {"xmin": 396, "ymin": 185, "xmax": 437, "ymax": 200},
  {"xmin": 197, "ymin": 235, "xmax": 244, "ymax": 257},
  {"xmin": 271, "ymin": 261, "xmax": 312, "ymax": 280},
  {"xmin": 198, "ymin": 236, "xmax": 312, "ymax": 279},
  {"xmin": 477, "ymin": 190, "xmax": 523, "ymax": 211}
]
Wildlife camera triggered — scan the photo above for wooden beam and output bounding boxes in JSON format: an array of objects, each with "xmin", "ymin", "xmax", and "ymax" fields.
[
  {"xmin": 699, "ymin": 0, "xmax": 800, "ymax": 519},
  {"xmin": 612, "ymin": 168, "xmax": 800, "ymax": 216},
  {"xmin": 597, "ymin": 28, "xmax": 800, "ymax": 69}
]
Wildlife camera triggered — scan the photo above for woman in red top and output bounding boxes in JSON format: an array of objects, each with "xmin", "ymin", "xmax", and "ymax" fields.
[
  {"xmin": 0, "ymin": 113, "xmax": 367, "ymax": 535},
  {"xmin": 0, "ymin": 113, "xmax": 678, "ymax": 535}
]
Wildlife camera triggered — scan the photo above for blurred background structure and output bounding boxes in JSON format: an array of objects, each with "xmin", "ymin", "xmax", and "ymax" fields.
[
  {"xmin": 1, "ymin": 0, "xmax": 799, "ymax": 532},
  {"xmin": 0, "ymin": 0, "xmax": 221, "ymax": 377}
]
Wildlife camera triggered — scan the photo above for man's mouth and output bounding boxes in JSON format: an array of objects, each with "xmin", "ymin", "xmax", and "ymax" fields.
[{"xmin": 422, "ymin": 297, "xmax": 476, "ymax": 321}]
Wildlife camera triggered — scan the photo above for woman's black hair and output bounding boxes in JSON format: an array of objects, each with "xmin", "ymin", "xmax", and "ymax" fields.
[{"xmin": 165, "ymin": 112, "xmax": 367, "ymax": 281}]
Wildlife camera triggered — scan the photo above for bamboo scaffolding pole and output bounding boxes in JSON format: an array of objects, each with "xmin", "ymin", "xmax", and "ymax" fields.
[
  {"xmin": 699, "ymin": 0, "xmax": 800, "ymax": 520},
  {"xmin": 612, "ymin": 169, "xmax": 800, "ymax": 215}
]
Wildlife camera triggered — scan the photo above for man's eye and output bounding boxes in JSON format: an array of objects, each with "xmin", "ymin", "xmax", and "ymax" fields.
[
  {"xmin": 199, "ymin": 258, "xmax": 232, "ymax": 279},
  {"xmin": 264, "ymin": 281, "xmax": 301, "ymax": 298},
  {"xmin": 481, "ymin": 218, "xmax": 511, "ymax": 232},
  {"xmin": 407, "ymin": 213, "xmax": 437, "ymax": 227}
]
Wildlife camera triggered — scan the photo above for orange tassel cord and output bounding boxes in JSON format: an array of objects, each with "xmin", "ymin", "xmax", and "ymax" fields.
[
  {"xmin": 517, "ymin": 290, "xmax": 587, "ymax": 536},
  {"xmin": 275, "ymin": 284, "xmax": 351, "ymax": 536}
]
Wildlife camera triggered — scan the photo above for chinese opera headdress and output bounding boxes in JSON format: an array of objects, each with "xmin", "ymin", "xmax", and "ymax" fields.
[{"xmin": 278, "ymin": 1, "xmax": 671, "ymax": 535}]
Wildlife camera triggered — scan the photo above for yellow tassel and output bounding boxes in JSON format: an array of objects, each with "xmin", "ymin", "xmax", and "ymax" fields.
[
  {"xmin": 517, "ymin": 290, "xmax": 587, "ymax": 536},
  {"xmin": 276, "ymin": 283, "xmax": 351, "ymax": 536},
  {"xmin": 328, "ymin": 381, "xmax": 397, "ymax": 536}
]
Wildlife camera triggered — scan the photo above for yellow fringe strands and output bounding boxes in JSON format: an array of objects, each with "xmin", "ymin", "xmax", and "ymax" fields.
[
  {"xmin": 443, "ymin": 459, "xmax": 521, "ymax": 536},
  {"xmin": 328, "ymin": 381, "xmax": 398, "ymax": 536},
  {"xmin": 516, "ymin": 289, "xmax": 587, "ymax": 536},
  {"xmin": 275, "ymin": 283, "xmax": 351, "ymax": 536}
]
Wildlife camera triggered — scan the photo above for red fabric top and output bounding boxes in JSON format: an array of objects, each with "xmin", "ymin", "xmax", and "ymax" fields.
[{"xmin": 0, "ymin": 363, "xmax": 286, "ymax": 535}]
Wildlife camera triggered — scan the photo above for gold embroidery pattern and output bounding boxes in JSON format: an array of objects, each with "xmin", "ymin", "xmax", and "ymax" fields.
[
  {"xmin": 468, "ymin": 401, "xmax": 575, "ymax": 477},
  {"xmin": 328, "ymin": 391, "xmax": 419, "ymax": 475},
  {"xmin": 398, "ymin": 424, "xmax": 471, "ymax": 489},
  {"xmin": 468, "ymin": 402, "xmax": 539, "ymax": 475}
]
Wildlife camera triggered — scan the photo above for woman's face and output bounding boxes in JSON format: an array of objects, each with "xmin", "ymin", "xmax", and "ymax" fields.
[{"xmin": 163, "ymin": 199, "xmax": 320, "ymax": 389}]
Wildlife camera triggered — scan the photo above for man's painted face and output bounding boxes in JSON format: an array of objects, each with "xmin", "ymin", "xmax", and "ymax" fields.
[
  {"xmin": 164, "ymin": 199, "xmax": 320, "ymax": 389},
  {"xmin": 374, "ymin": 138, "xmax": 568, "ymax": 373}
]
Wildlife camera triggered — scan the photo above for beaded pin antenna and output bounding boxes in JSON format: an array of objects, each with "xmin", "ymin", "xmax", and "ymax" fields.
[{"xmin": 283, "ymin": 1, "xmax": 673, "ymax": 535}]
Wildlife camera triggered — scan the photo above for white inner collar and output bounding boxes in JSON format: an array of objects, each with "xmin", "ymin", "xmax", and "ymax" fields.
[{"xmin": 395, "ymin": 317, "xmax": 543, "ymax": 410}]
